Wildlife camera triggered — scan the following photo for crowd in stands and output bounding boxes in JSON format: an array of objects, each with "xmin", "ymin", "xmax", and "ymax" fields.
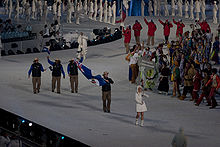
[{"xmin": 0, "ymin": 19, "xmax": 34, "ymax": 41}]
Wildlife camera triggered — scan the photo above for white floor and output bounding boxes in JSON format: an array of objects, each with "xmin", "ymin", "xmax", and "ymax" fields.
[{"xmin": 0, "ymin": 16, "xmax": 220, "ymax": 147}]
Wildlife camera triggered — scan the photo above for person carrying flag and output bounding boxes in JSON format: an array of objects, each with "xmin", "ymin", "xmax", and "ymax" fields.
[
  {"xmin": 132, "ymin": 20, "xmax": 142, "ymax": 44},
  {"xmin": 143, "ymin": 18, "xmax": 157, "ymax": 46},
  {"xmin": 47, "ymin": 56, "xmax": 65, "ymax": 94},
  {"xmin": 28, "ymin": 58, "xmax": 46, "ymax": 94},
  {"xmin": 67, "ymin": 59, "xmax": 79, "ymax": 93},
  {"xmin": 102, "ymin": 71, "xmax": 114, "ymax": 113}
]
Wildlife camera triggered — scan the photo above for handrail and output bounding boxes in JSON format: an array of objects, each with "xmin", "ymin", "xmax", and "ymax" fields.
[{"xmin": 0, "ymin": 127, "xmax": 42, "ymax": 147}]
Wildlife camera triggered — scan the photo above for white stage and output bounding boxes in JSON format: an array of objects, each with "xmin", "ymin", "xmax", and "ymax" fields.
[{"xmin": 0, "ymin": 16, "xmax": 220, "ymax": 147}]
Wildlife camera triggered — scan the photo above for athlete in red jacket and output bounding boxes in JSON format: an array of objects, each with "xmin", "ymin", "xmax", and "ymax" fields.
[
  {"xmin": 205, "ymin": 68, "xmax": 220, "ymax": 109},
  {"xmin": 198, "ymin": 20, "xmax": 211, "ymax": 33},
  {"xmin": 132, "ymin": 20, "xmax": 142, "ymax": 44},
  {"xmin": 159, "ymin": 19, "xmax": 173, "ymax": 44},
  {"xmin": 122, "ymin": 26, "xmax": 132, "ymax": 53},
  {"xmin": 144, "ymin": 18, "xmax": 157, "ymax": 46},
  {"xmin": 173, "ymin": 19, "xmax": 185, "ymax": 38}
]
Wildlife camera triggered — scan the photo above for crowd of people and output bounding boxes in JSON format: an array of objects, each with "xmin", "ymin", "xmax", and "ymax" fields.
[
  {"xmin": 0, "ymin": 18, "xmax": 33, "ymax": 41},
  {"xmin": 0, "ymin": 131, "xmax": 22, "ymax": 147},
  {"xmin": 123, "ymin": 18, "xmax": 219, "ymax": 110}
]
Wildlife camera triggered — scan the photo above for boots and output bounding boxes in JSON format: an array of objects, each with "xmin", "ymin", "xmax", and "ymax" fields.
[
  {"xmin": 179, "ymin": 95, "xmax": 186, "ymax": 100},
  {"xmin": 135, "ymin": 119, "xmax": 138, "ymax": 125},
  {"xmin": 140, "ymin": 120, "xmax": 144, "ymax": 127}
]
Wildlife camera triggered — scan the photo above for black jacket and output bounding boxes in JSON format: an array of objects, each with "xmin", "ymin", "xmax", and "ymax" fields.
[
  {"xmin": 102, "ymin": 77, "xmax": 114, "ymax": 92},
  {"xmin": 68, "ymin": 62, "xmax": 78, "ymax": 76},
  {"xmin": 31, "ymin": 63, "xmax": 43, "ymax": 77}
]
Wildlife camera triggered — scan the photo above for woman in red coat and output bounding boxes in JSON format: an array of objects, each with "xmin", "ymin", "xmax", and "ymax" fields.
[
  {"xmin": 191, "ymin": 69, "xmax": 202, "ymax": 102},
  {"xmin": 123, "ymin": 25, "xmax": 131, "ymax": 53},
  {"xmin": 159, "ymin": 19, "xmax": 173, "ymax": 44},
  {"xmin": 132, "ymin": 20, "xmax": 142, "ymax": 44},
  {"xmin": 173, "ymin": 19, "xmax": 185, "ymax": 38},
  {"xmin": 199, "ymin": 20, "xmax": 211, "ymax": 33},
  {"xmin": 144, "ymin": 18, "xmax": 157, "ymax": 46}
]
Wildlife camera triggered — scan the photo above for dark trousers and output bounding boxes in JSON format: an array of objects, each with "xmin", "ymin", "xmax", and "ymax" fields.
[
  {"xmin": 130, "ymin": 64, "xmax": 138, "ymax": 83},
  {"xmin": 182, "ymin": 86, "xmax": 193, "ymax": 97},
  {"xmin": 207, "ymin": 87, "xmax": 218, "ymax": 107},
  {"xmin": 70, "ymin": 75, "xmax": 78, "ymax": 93},
  {"xmin": 165, "ymin": 36, "xmax": 169, "ymax": 44},
  {"xmin": 196, "ymin": 92, "xmax": 211, "ymax": 105},
  {"xmin": 102, "ymin": 91, "xmax": 111, "ymax": 112}
]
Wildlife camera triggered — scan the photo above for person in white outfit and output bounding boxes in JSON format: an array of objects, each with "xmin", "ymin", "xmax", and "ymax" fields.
[
  {"xmin": 190, "ymin": 0, "xmax": 194, "ymax": 19},
  {"xmin": 24, "ymin": 0, "xmax": 31, "ymax": 22},
  {"xmin": 141, "ymin": 0, "xmax": 145, "ymax": 17},
  {"xmin": 57, "ymin": 0, "xmax": 62, "ymax": 24},
  {"xmin": 53, "ymin": 0, "xmax": 57, "ymax": 20},
  {"xmin": 148, "ymin": 0, "xmax": 153, "ymax": 16},
  {"xmin": 201, "ymin": 0, "xmax": 206, "ymax": 20},
  {"xmin": 8, "ymin": 0, "xmax": 13, "ymax": 19},
  {"xmin": 76, "ymin": 2, "xmax": 80, "ymax": 25},
  {"xmin": 67, "ymin": 0, "xmax": 72, "ymax": 23},
  {"xmin": 177, "ymin": 0, "xmax": 183, "ymax": 17},
  {"xmin": 185, "ymin": 0, "xmax": 189, "ymax": 18},
  {"xmin": 93, "ymin": 0, "xmax": 98, "ymax": 20},
  {"xmin": 32, "ymin": 0, "xmax": 36, "ymax": 19},
  {"xmin": 164, "ymin": 0, "xmax": 169, "ymax": 17},
  {"xmin": 112, "ymin": 1, "xmax": 116, "ymax": 25},
  {"xmin": 171, "ymin": 0, "xmax": 175, "ymax": 16},
  {"xmin": 135, "ymin": 85, "xmax": 149, "ymax": 127},
  {"xmin": 4, "ymin": 0, "xmax": 9, "ymax": 15},
  {"xmin": 83, "ymin": 0, "xmax": 87, "ymax": 15},
  {"xmin": 99, "ymin": 1, "xmax": 103, "ymax": 22},
  {"xmin": 154, "ymin": 0, "xmax": 157, "ymax": 16},
  {"xmin": 104, "ymin": 0, "xmax": 108, "ymax": 23},
  {"xmin": 89, "ymin": 1, "xmax": 94, "ymax": 19},
  {"xmin": 213, "ymin": 1, "xmax": 218, "ymax": 24},
  {"xmin": 195, "ymin": 0, "xmax": 200, "ymax": 20},
  {"xmin": 77, "ymin": 32, "xmax": 88, "ymax": 60},
  {"xmin": 107, "ymin": 2, "xmax": 112, "ymax": 23},
  {"xmin": 43, "ymin": 0, "xmax": 48, "ymax": 24},
  {"xmin": 15, "ymin": 0, "xmax": 20, "ymax": 21}
]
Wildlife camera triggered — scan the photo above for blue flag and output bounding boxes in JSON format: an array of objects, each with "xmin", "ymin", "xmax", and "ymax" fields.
[
  {"xmin": 75, "ymin": 60, "xmax": 106, "ymax": 86},
  {"xmin": 42, "ymin": 46, "xmax": 50, "ymax": 55}
]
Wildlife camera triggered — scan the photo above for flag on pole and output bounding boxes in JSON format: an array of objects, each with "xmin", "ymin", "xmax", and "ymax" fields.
[
  {"xmin": 115, "ymin": 1, "xmax": 127, "ymax": 23},
  {"xmin": 75, "ymin": 60, "xmax": 107, "ymax": 86},
  {"xmin": 42, "ymin": 46, "xmax": 50, "ymax": 55}
]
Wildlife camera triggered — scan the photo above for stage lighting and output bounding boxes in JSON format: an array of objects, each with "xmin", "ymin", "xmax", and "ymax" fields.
[
  {"xmin": 61, "ymin": 136, "xmax": 64, "ymax": 140},
  {"xmin": 29, "ymin": 123, "xmax": 32, "ymax": 126},
  {"xmin": 22, "ymin": 120, "xmax": 25, "ymax": 123}
]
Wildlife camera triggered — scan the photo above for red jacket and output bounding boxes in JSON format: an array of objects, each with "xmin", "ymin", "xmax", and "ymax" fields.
[
  {"xmin": 159, "ymin": 19, "xmax": 173, "ymax": 36},
  {"xmin": 122, "ymin": 28, "xmax": 131, "ymax": 43},
  {"xmin": 193, "ymin": 72, "xmax": 202, "ymax": 91},
  {"xmin": 206, "ymin": 74, "xmax": 220, "ymax": 89},
  {"xmin": 132, "ymin": 22, "xmax": 142, "ymax": 37},
  {"xmin": 173, "ymin": 20, "xmax": 185, "ymax": 36},
  {"xmin": 144, "ymin": 18, "xmax": 157, "ymax": 36},
  {"xmin": 199, "ymin": 21, "xmax": 211, "ymax": 33}
]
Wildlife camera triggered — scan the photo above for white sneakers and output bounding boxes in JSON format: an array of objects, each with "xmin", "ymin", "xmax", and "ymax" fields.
[
  {"xmin": 140, "ymin": 120, "xmax": 144, "ymax": 127},
  {"xmin": 135, "ymin": 119, "xmax": 144, "ymax": 127},
  {"xmin": 135, "ymin": 119, "xmax": 138, "ymax": 125}
]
